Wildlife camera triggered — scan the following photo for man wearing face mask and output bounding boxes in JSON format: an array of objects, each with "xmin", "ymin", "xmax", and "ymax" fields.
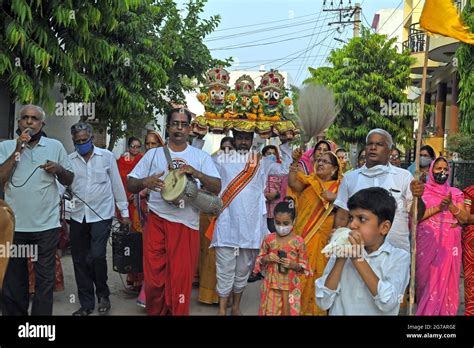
[
  {"xmin": 333, "ymin": 128, "xmax": 426, "ymax": 252},
  {"xmin": 0, "ymin": 104, "xmax": 74, "ymax": 315},
  {"xmin": 68, "ymin": 122, "xmax": 130, "ymax": 316}
]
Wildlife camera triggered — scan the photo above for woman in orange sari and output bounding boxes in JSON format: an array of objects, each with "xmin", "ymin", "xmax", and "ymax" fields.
[{"xmin": 288, "ymin": 150, "xmax": 342, "ymax": 315}]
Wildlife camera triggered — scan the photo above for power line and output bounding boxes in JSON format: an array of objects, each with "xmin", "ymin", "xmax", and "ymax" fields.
[
  {"xmin": 362, "ymin": 12, "xmax": 375, "ymax": 32},
  {"xmin": 206, "ymin": 18, "xmax": 320, "ymax": 42},
  {"xmin": 213, "ymin": 11, "xmax": 321, "ymax": 32},
  {"xmin": 375, "ymin": 0, "xmax": 404, "ymax": 34},
  {"xmin": 387, "ymin": 0, "xmax": 422, "ymax": 39},
  {"xmin": 210, "ymin": 28, "xmax": 336, "ymax": 51},
  {"xmin": 233, "ymin": 52, "xmax": 337, "ymax": 65},
  {"xmin": 210, "ymin": 21, "xmax": 331, "ymax": 49},
  {"xmin": 294, "ymin": 10, "xmax": 331, "ymax": 84},
  {"xmin": 275, "ymin": 29, "xmax": 339, "ymax": 70}
]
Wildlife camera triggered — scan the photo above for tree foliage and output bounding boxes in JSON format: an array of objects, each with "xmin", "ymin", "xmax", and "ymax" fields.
[
  {"xmin": 304, "ymin": 27, "xmax": 416, "ymax": 148},
  {"xmin": 0, "ymin": 0, "xmax": 223, "ymax": 149},
  {"xmin": 456, "ymin": 0, "xmax": 474, "ymax": 134}
]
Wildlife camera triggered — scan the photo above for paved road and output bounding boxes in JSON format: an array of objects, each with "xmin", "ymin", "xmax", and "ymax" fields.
[{"xmin": 52, "ymin": 244, "xmax": 261, "ymax": 316}]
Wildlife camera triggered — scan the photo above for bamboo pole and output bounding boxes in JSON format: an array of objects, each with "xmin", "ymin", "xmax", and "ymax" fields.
[{"xmin": 408, "ymin": 34, "xmax": 430, "ymax": 316}]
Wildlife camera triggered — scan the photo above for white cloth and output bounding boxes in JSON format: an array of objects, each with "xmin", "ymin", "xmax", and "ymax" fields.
[
  {"xmin": 69, "ymin": 147, "xmax": 129, "ymax": 223},
  {"xmin": 127, "ymin": 144, "xmax": 220, "ymax": 230},
  {"xmin": 334, "ymin": 163, "xmax": 414, "ymax": 251},
  {"xmin": 315, "ymin": 241, "xmax": 410, "ymax": 315},
  {"xmin": 215, "ymin": 247, "xmax": 259, "ymax": 296},
  {"xmin": 210, "ymin": 143, "xmax": 292, "ymax": 249}
]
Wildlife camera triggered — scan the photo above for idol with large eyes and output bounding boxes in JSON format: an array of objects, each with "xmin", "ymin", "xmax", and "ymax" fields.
[
  {"xmin": 263, "ymin": 89, "xmax": 281, "ymax": 108},
  {"xmin": 209, "ymin": 87, "xmax": 227, "ymax": 106}
]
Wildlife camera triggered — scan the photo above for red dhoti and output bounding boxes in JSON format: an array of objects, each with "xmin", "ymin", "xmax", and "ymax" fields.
[{"xmin": 144, "ymin": 211, "xmax": 200, "ymax": 315}]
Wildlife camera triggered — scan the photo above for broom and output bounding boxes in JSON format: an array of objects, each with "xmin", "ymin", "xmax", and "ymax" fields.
[{"xmin": 296, "ymin": 84, "xmax": 339, "ymax": 147}]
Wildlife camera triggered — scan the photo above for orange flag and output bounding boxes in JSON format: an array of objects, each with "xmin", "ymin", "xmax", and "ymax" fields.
[{"xmin": 420, "ymin": 0, "xmax": 474, "ymax": 44}]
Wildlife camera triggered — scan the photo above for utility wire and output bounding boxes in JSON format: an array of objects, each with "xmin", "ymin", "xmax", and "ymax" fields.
[
  {"xmin": 376, "ymin": 0, "xmax": 404, "ymax": 34},
  {"xmin": 275, "ymin": 29, "xmax": 339, "ymax": 70},
  {"xmin": 294, "ymin": 10, "xmax": 331, "ymax": 84},
  {"xmin": 387, "ymin": 0, "xmax": 422, "ymax": 39},
  {"xmin": 206, "ymin": 18, "xmax": 322, "ymax": 42},
  {"xmin": 210, "ymin": 28, "xmax": 336, "ymax": 51},
  {"xmin": 213, "ymin": 11, "xmax": 321, "ymax": 32},
  {"xmin": 211, "ymin": 20, "xmax": 332, "ymax": 49}
]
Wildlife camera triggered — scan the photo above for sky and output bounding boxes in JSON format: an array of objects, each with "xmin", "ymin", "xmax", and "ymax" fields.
[{"xmin": 177, "ymin": 0, "xmax": 404, "ymax": 86}]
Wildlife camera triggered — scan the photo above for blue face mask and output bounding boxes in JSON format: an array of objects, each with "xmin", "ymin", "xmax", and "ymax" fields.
[
  {"xmin": 266, "ymin": 154, "xmax": 277, "ymax": 162},
  {"xmin": 75, "ymin": 138, "xmax": 93, "ymax": 156}
]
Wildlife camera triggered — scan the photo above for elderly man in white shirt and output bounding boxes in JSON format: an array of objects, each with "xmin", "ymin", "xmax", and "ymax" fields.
[
  {"xmin": 333, "ymin": 129, "xmax": 425, "ymax": 252},
  {"xmin": 68, "ymin": 122, "xmax": 130, "ymax": 316}
]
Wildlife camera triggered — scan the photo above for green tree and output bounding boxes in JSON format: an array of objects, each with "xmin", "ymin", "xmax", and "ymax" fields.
[
  {"xmin": 456, "ymin": 0, "xmax": 474, "ymax": 134},
  {"xmin": 0, "ymin": 0, "xmax": 223, "ymax": 149},
  {"xmin": 304, "ymin": 27, "xmax": 416, "ymax": 148}
]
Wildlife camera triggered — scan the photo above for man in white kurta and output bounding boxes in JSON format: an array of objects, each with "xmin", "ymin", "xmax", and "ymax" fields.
[{"xmin": 210, "ymin": 130, "xmax": 292, "ymax": 315}]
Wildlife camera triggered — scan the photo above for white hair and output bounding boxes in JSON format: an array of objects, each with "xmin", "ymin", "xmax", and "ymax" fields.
[
  {"xmin": 366, "ymin": 128, "xmax": 393, "ymax": 149},
  {"xmin": 19, "ymin": 104, "xmax": 46, "ymax": 121}
]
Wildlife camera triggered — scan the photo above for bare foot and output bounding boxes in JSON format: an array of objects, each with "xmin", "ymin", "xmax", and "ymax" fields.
[
  {"xmin": 218, "ymin": 309, "xmax": 227, "ymax": 316},
  {"xmin": 231, "ymin": 308, "xmax": 242, "ymax": 316}
]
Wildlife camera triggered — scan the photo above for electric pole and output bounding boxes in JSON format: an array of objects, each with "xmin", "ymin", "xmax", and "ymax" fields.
[{"xmin": 323, "ymin": 1, "xmax": 362, "ymax": 167}]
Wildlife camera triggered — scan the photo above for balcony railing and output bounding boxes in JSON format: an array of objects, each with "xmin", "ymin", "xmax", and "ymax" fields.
[{"xmin": 402, "ymin": 23, "xmax": 425, "ymax": 53}]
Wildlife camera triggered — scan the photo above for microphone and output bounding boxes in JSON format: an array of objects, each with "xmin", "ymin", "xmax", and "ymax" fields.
[{"xmin": 20, "ymin": 128, "xmax": 33, "ymax": 149}]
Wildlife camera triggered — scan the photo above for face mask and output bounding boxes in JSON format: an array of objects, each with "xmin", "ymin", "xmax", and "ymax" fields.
[
  {"xmin": 433, "ymin": 171, "xmax": 448, "ymax": 185},
  {"xmin": 360, "ymin": 164, "xmax": 390, "ymax": 178},
  {"xmin": 419, "ymin": 156, "xmax": 432, "ymax": 168},
  {"xmin": 16, "ymin": 127, "xmax": 43, "ymax": 143},
  {"xmin": 275, "ymin": 224, "xmax": 293, "ymax": 236},
  {"xmin": 266, "ymin": 154, "xmax": 277, "ymax": 162},
  {"xmin": 75, "ymin": 138, "xmax": 93, "ymax": 156}
]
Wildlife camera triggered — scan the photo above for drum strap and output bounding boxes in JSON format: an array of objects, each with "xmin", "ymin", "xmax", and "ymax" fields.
[
  {"xmin": 163, "ymin": 146, "xmax": 174, "ymax": 171},
  {"xmin": 204, "ymin": 153, "xmax": 261, "ymax": 240}
]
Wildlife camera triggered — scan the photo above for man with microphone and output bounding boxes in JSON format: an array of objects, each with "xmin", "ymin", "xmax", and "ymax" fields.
[{"xmin": 0, "ymin": 104, "xmax": 74, "ymax": 315}]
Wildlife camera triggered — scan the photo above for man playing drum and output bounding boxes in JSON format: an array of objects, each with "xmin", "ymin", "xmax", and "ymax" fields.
[{"xmin": 127, "ymin": 108, "xmax": 221, "ymax": 315}]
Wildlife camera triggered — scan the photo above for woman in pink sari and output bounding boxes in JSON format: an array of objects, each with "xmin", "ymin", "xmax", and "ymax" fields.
[{"xmin": 416, "ymin": 157, "xmax": 469, "ymax": 315}]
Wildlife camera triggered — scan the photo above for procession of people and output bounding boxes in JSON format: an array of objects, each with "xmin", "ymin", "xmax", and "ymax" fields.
[{"xmin": 0, "ymin": 67, "xmax": 473, "ymax": 317}]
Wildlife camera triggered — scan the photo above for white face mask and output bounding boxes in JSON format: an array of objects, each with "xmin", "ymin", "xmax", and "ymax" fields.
[
  {"xmin": 361, "ymin": 164, "xmax": 390, "ymax": 178},
  {"xmin": 275, "ymin": 224, "xmax": 293, "ymax": 236}
]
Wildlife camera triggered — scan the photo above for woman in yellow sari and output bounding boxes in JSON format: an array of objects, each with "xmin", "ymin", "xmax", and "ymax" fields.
[{"xmin": 288, "ymin": 150, "xmax": 343, "ymax": 315}]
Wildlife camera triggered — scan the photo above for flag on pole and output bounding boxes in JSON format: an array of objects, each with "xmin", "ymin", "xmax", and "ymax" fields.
[{"xmin": 420, "ymin": 0, "xmax": 474, "ymax": 44}]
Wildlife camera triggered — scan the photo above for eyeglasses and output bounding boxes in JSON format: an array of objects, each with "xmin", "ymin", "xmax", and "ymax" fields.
[
  {"xmin": 389, "ymin": 155, "xmax": 400, "ymax": 160},
  {"xmin": 169, "ymin": 121, "xmax": 190, "ymax": 128},
  {"xmin": 130, "ymin": 145, "xmax": 141, "ymax": 149}
]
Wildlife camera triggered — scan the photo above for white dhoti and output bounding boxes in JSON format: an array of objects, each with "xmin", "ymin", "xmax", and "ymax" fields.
[{"xmin": 215, "ymin": 247, "xmax": 258, "ymax": 297}]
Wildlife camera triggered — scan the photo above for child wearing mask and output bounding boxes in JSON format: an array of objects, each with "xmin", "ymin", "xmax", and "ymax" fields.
[{"xmin": 254, "ymin": 199, "xmax": 312, "ymax": 315}]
